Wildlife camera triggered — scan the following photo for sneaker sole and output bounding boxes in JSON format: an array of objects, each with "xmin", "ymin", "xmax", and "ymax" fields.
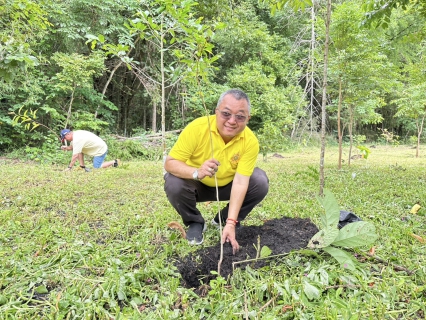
[
  {"xmin": 211, "ymin": 218, "xmax": 220, "ymax": 228},
  {"xmin": 187, "ymin": 237, "xmax": 203, "ymax": 245}
]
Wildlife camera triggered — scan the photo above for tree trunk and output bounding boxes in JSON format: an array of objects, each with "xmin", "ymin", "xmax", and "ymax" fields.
[
  {"xmin": 348, "ymin": 107, "xmax": 354, "ymax": 166},
  {"xmin": 65, "ymin": 84, "xmax": 76, "ymax": 128},
  {"xmin": 160, "ymin": 17, "xmax": 167, "ymax": 174},
  {"xmin": 319, "ymin": 0, "xmax": 332, "ymax": 196},
  {"xmin": 95, "ymin": 60, "xmax": 122, "ymax": 119},
  {"xmin": 143, "ymin": 106, "xmax": 147, "ymax": 131},
  {"xmin": 309, "ymin": 4, "xmax": 316, "ymax": 137},
  {"xmin": 416, "ymin": 113, "xmax": 426, "ymax": 158},
  {"xmin": 337, "ymin": 76, "xmax": 343, "ymax": 169},
  {"xmin": 123, "ymin": 101, "xmax": 127, "ymax": 136},
  {"xmin": 151, "ymin": 101, "xmax": 157, "ymax": 133},
  {"xmin": 293, "ymin": 4, "xmax": 317, "ymax": 143},
  {"xmin": 161, "ymin": 18, "xmax": 167, "ymax": 160}
]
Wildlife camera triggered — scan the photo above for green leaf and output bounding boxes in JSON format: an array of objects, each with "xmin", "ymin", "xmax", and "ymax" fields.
[
  {"xmin": 35, "ymin": 285, "xmax": 48, "ymax": 294},
  {"xmin": 303, "ymin": 279, "xmax": 321, "ymax": 300},
  {"xmin": 299, "ymin": 249, "xmax": 321, "ymax": 258},
  {"xmin": 260, "ymin": 246, "xmax": 272, "ymax": 258},
  {"xmin": 117, "ymin": 290, "xmax": 126, "ymax": 300},
  {"xmin": 307, "ymin": 227, "xmax": 339, "ymax": 248},
  {"xmin": 331, "ymin": 221, "xmax": 378, "ymax": 248},
  {"xmin": 317, "ymin": 189, "xmax": 340, "ymax": 229},
  {"xmin": 323, "ymin": 246, "xmax": 357, "ymax": 271}
]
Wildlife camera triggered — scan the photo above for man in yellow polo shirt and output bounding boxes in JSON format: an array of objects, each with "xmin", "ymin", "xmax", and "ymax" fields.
[{"xmin": 164, "ymin": 89, "xmax": 269, "ymax": 253}]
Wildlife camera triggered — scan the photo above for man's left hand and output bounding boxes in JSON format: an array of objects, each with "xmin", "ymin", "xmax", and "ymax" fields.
[{"xmin": 221, "ymin": 224, "xmax": 239, "ymax": 255}]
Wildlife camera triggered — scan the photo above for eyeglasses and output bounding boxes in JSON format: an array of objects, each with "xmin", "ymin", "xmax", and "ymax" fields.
[{"xmin": 217, "ymin": 110, "xmax": 247, "ymax": 123}]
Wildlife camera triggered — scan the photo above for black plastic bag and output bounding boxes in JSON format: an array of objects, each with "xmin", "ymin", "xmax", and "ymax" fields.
[{"xmin": 338, "ymin": 210, "xmax": 362, "ymax": 229}]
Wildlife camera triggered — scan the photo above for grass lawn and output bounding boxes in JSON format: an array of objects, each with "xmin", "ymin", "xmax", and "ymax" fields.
[{"xmin": 0, "ymin": 145, "xmax": 425, "ymax": 319}]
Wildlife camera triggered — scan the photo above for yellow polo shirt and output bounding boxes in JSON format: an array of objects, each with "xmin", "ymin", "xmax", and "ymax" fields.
[{"xmin": 169, "ymin": 115, "xmax": 259, "ymax": 187}]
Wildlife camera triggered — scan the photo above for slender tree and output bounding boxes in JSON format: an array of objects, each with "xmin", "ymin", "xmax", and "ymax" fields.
[
  {"xmin": 327, "ymin": 1, "xmax": 397, "ymax": 166},
  {"xmin": 318, "ymin": 0, "xmax": 331, "ymax": 195},
  {"xmin": 126, "ymin": 0, "xmax": 220, "ymax": 159},
  {"xmin": 394, "ymin": 56, "xmax": 426, "ymax": 157},
  {"xmin": 262, "ymin": 0, "xmax": 330, "ymax": 194}
]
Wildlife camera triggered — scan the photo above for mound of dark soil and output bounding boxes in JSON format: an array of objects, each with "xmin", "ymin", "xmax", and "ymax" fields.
[{"xmin": 176, "ymin": 217, "xmax": 318, "ymax": 289}]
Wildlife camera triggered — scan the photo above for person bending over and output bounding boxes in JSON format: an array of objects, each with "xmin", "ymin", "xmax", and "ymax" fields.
[
  {"xmin": 60, "ymin": 129, "xmax": 119, "ymax": 171},
  {"xmin": 163, "ymin": 89, "xmax": 269, "ymax": 253}
]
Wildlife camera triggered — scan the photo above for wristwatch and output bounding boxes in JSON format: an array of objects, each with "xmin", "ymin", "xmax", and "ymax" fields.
[{"xmin": 192, "ymin": 169, "xmax": 200, "ymax": 181}]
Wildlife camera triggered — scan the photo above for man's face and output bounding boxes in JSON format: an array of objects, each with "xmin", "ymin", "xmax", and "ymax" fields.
[
  {"xmin": 63, "ymin": 132, "xmax": 73, "ymax": 142},
  {"xmin": 215, "ymin": 94, "xmax": 250, "ymax": 143}
]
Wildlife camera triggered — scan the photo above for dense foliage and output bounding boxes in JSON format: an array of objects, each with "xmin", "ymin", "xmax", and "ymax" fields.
[{"xmin": 1, "ymin": 0, "xmax": 426, "ymax": 156}]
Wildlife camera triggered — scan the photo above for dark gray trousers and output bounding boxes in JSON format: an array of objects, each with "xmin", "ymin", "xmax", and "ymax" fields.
[{"xmin": 164, "ymin": 168, "xmax": 269, "ymax": 226}]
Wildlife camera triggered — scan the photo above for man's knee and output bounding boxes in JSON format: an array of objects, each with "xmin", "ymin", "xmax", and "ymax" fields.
[
  {"xmin": 251, "ymin": 168, "xmax": 269, "ymax": 197},
  {"xmin": 164, "ymin": 173, "xmax": 188, "ymax": 200}
]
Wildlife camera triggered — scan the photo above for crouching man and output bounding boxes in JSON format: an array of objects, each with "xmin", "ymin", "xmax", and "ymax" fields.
[
  {"xmin": 163, "ymin": 89, "xmax": 269, "ymax": 254},
  {"xmin": 60, "ymin": 129, "xmax": 119, "ymax": 171}
]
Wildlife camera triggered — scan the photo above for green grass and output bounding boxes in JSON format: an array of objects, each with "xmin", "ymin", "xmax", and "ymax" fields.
[{"xmin": 0, "ymin": 145, "xmax": 425, "ymax": 319}]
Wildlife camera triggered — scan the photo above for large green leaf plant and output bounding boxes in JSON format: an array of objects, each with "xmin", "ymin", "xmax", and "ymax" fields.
[{"xmin": 308, "ymin": 189, "xmax": 378, "ymax": 270}]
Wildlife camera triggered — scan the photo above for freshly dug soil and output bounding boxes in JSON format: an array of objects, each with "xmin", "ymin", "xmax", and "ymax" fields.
[{"xmin": 175, "ymin": 217, "xmax": 318, "ymax": 289}]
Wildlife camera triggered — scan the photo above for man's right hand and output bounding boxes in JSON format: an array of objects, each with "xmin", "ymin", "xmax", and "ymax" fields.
[
  {"xmin": 199, "ymin": 159, "xmax": 220, "ymax": 179},
  {"xmin": 221, "ymin": 224, "xmax": 239, "ymax": 255}
]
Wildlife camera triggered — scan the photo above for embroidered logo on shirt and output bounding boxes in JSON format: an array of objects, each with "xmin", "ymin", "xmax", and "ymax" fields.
[{"xmin": 230, "ymin": 153, "xmax": 240, "ymax": 169}]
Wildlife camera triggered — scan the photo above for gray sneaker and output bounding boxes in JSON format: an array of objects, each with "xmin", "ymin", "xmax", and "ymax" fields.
[
  {"xmin": 211, "ymin": 218, "xmax": 220, "ymax": 227},
  {"xmin": 186, "ymin": 222, "xmax": 207, "ymax": 245}
]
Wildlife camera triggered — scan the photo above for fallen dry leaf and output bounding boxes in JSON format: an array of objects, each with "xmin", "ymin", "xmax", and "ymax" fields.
[
  {"xmin": 368, "ymin": 246, "xmax": 376, "ymax": 256},
  {"xmin": 410, "ymin": 233, "xmax": 426, "ymax": 243},
  {"xmin": 282, "ymin": 305, "xmax": 293, "ymax": 313}
]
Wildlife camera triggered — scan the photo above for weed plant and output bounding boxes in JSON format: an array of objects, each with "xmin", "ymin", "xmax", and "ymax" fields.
[{"xmin": 0, "ymin": 145, "xmax": 425, "ymax": 319}]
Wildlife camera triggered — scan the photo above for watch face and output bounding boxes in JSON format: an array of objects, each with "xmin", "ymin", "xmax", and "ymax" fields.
[{"xmin": 193, "ymin": 170, "xmax": 199, "ymax": 180}]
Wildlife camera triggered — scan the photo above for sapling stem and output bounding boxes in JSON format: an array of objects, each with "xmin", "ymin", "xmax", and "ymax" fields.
[
  {"xmin": 197, "ymin": 89, "xmax": 224, "ymax": 276},
  {"xmin": 255, "ymin": 235, "xmax": 260, "ymax": 260}
]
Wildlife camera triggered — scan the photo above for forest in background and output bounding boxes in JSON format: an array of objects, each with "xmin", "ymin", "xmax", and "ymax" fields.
[{"xmin": 1, "ymin": 0, "xmax": 426, "ymax": 157}]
